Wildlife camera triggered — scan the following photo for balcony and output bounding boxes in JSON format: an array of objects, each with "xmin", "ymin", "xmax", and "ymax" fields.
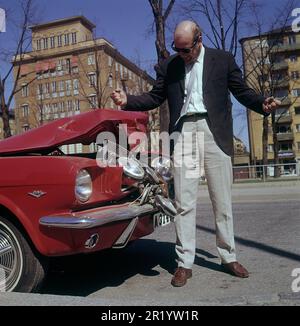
[
  {"xmin": 272, "ymin": 79, "xmax": 290, "ymax": 89},
  {"xmin": 277, "ymin": 132, "xmax": 294, "ymax": 141},
  {"xmin": 275, "ymin": 115, "xmax": 292, "ymax": 124},
  {"xmin": 278, "ymin": 150, "xmax": 295, "ymax": 158},
  {"xmin": 278, "ymin": 97, "xmax": 292, "ymax": 106},
  {"xmin": 270, "ymin": 43, "xmax": 300, "ymax": 53},
  {"xmin": 272, "ymin": 61, "xmax": 289, "ymax": 71}
]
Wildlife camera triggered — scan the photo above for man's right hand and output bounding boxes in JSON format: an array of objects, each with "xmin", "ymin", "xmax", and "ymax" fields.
[{"xmin": 111, "ymin": 89, "xmax": 127, "ymax": 107}]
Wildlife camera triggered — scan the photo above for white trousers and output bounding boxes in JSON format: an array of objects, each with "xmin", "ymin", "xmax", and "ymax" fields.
[{"xmin": 173, "ymin": 115, "xmax": 236, "ymax": 268}]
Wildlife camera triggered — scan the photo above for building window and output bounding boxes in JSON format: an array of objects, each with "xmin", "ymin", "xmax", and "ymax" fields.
[
  {"xmin": 21, "ymin": 84, "xmax": 28, "ymax": 97},
  {"xmin": 67, "ymin": 100, "xmax": 72, "ymax": 111},
  {"xmin": 72, "ymin": 66, "xmax": 79, "ymax": 74},
  {"xmin": 59, "ymin": 80, "xmax": 64, "ymax": 92},
  {"xmin": 74, "ymin": 99, "xmax": 80, "ymax": 111},
  {"xmin": 57, "ymin": 59, "xmax": 63, "ymax": 71},
  {"xmin": 23, "ymin": 124, "xmax": 30, "ymax": 132},
  {"xmin": 108, "ymin": 75, "xmax": 113, "ymax": 87},
  {"xmin": 291, "ymin": 88, "xmax": 300, "ymax": 97},
  {"xmin": 88, "ymin": 73, "xmax": 97, "ymax": 87},
  {"xmin": 42, "ymin": 38, "xmax": 48, "ymax": 50},
  {"xmin": 65, "ymin": 58, "xmax": 71, "ymax": 73},
  {"xmin": 267, "ymin": 145, "xmax": 274, "ymax": 153},
  {"xmin": 45, "ymin": 82, "xmax": 50, "ymax": 95},
  {"xmin": 50, "ymin": 36, "xmax": 55, "ymax": 48},
  {"xmin": 298, "ymin": 142, "xmax": 300, "ymax": 150},
  {"xmin": 21, "ymin": 104, "xmax": 29, "ymax": 117},
  {"xmin": 275, "ymin": 108, "xmax": 289, "ymax": 117},
  {"xmin": 108, "ymin": 56, "xmax": 112, "ymax": 67},
  {"xmin": 51, "ymin": 81, "xmax": 57, "ymax": 93},
  {"xmin": 120, "ymin": 65, "xmax": 123, "ymax": 78},
  {"xmin": 64, "ymin": 34, "xmax": 70, "ymax": 46},
  {"xmin": 65, "ymin": 80, "xmax": 72, "ymax": 95},
  {"xmin": 295, "ymin": 107, "xmax": 300, "ymax": 115},
  {"xmin": 89, "ymin": 95, "xmax": 97, "ymax": 108},
  {"xmin": 71, "ymin": 32, "xmax": 77, "ymax": 44},
  {"xmin": 73, "ymin": 79, "xmax": 79, "ymax": 95},
  {"xmin": 291, "ymin": 71, "xmax": 299, "ymax": 80},
  {"xmin": 88, "ymin": 54, "xmax": 95, "ymax": 65},
  {"xmin": 278, "ymin": 143, "xmax": 292, "ymax": 151},
  {"xmin": 274, "ymin": 89, "xmax": 289, "ymax": 98},
  {"xmin": 288, "ymin": 35, "xmax": 296, "ymax": 45},
  {"xmin": 36, "ymin": 39, "xmax": 41, "ymax": 51},
  {"xmin": 290, "ymin": 55, "xmax": 297, "ymax": 62},
  {"xmin": 37, "ymin": 84, "xmax": 43, "ymax": 96},
  {"xmin": 296, "ymin": 124, "xmax": 300, "ymax": 132},
  {"xmin": 123, "ymin": 67, "xmax": 128, "ymax": 78},
  {"xmin": 57, "ymin": 35, "xmax": 62, "ymax": 47}
]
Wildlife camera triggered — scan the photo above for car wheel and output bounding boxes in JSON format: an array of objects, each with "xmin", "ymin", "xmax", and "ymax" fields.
[{"xmin": 0, "ymin": 216, "xmax": 47, "ymax": 293}]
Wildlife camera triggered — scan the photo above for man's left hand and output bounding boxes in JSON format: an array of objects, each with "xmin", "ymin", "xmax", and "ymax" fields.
[{"xmin": 263, "ymin": 97, "xmax": 281, "ymax": 114}]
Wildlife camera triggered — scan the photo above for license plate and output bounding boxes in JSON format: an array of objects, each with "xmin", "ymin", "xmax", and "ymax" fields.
[{"xmin": 153, "ymin": 212, "xmax": 171, "ymax": 228}]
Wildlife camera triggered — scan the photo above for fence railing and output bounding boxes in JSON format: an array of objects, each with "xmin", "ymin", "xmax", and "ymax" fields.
[{"xmin": 233, "ymin": 163, "xmax": 300, "ymax": 182}]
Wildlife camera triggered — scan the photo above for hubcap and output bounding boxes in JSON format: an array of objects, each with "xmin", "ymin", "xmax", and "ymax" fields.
[{"xmin": 0, "ymin": 223, "xmax": 23, "ymax": 292}]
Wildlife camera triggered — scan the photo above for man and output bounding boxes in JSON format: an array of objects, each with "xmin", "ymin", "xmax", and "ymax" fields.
[{"xmin": 111, "ymin": 21, "xmax": 280, "ymax": 287}]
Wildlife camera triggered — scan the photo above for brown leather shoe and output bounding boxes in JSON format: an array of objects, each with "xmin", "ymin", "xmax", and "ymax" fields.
[
  {"xmin": 171, "ymin": 267, "xmax": 192, "ymax": 287},
  {"xmin": 222, "ymin": 262, "xmax": 249, "ymax": 278}
]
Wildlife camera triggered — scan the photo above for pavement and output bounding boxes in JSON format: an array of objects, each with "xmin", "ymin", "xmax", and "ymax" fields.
[{"xmin": 1, "ymin": 179, "xmax": 300, "ymax": 306}]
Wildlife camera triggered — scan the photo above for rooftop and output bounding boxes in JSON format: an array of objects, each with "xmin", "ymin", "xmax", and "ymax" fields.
[
  {"xmin": 239, "ymin": 26, "xmax": 295, "ymax": 44},
  {"xmin": 29, "ymin": 15, "xmax": 95, "ymax": 32}
]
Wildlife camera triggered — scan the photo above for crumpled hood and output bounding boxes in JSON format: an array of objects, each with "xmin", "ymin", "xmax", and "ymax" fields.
[{"xmin": 0, "ymin": 109, "xmax": 149, "ymax": 155}]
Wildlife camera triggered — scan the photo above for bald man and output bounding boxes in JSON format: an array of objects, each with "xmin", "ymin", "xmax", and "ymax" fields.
[{"xmin": 111, "ymin": 21, "xmax": 280, "ymax": 287}]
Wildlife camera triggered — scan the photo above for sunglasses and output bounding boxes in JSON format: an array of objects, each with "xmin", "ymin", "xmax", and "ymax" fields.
[{"xmin": 171, "ymin": 36, "xmax": 200, "ymax": 54}]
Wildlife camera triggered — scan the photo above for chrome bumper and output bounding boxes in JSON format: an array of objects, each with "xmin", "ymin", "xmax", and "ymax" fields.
[{"xmin": 39, "ymin": 203, "xmax": 156, "ymax": 229}]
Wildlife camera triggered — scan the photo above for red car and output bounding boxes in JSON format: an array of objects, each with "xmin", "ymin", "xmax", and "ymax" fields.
[{"xmin": 0, "ymin": 109, "xmax": 174, "ymax": 293}]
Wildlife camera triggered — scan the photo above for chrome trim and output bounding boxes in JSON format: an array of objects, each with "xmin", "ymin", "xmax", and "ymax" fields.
[
  {"xmin": 84, "ymin": 234, "xmax": 100, "ymax": 249},
  {"xmin": 28, "ymin": 190, "xmax": 46, "ymax": 198},
  {"xmin": 112, "ymin": 217, "xmax": 138, "ymax": 249},
  {"xmin": 39, "ymin": 204, "xmax": 156, "ymax": 229}
]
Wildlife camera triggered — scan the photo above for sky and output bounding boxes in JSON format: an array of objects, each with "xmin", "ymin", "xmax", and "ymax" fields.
[{"xmin": 1, "ymin": 0, "xmax": 300, "ymax": 149}]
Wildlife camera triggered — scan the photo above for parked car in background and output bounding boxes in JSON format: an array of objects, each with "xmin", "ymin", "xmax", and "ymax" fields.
[{"xmin": 0, "ymin": 109, "xmax": 174, "ymax": 293}]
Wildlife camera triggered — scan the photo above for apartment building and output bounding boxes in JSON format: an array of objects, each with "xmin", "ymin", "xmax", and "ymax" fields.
[
  {"xmin": 240, "ymin": 27, "xmax": 300, "ymax": 167},
  {"xmin": 12, "ymin": 16, "xmax": 157, "ymax": 153}
]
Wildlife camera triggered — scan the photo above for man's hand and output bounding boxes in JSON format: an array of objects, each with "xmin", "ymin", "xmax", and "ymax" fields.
[
  {"xmin": 263, "ymin": 97, "xmax": 281, "ymax": 114},
  {"xmin": 111, "ymin": 89, "xmax": 127, "ymax": 107}
]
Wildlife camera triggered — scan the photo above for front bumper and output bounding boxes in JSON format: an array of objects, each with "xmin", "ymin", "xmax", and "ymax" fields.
[{"xmin": 39, "ymin": 203, "xmax": 157, "ymax": 229}]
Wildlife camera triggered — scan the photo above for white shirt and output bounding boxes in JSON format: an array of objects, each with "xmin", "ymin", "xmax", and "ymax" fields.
[{"xmin": 184, "ymin": 46, "xmax": 207, "ymax": 115}]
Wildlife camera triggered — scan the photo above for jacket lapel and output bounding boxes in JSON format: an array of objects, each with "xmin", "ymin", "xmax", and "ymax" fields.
[
  {"xmin": 177, "ymin": 58, "xmax": 185, "ymax": 96},
  {"xmin": 203, "ymin": 48, "xmax": 216, "ymax": 91}
]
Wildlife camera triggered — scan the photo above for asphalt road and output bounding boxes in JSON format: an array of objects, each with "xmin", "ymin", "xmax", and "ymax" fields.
[{"xmin": 1, "ymin": 180, "xmax": 300, "ymax": 306}]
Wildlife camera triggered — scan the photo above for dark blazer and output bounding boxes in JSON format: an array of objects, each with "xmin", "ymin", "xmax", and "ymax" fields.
[{"xmin": 125, "ymin": 47, "xmax": 267, "ymax": 156}]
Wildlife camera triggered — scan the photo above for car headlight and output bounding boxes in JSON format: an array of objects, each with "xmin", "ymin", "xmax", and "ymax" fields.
[
  {"xmin": 118, "ymin": 157, "xmax": 145, "ymax": 180},
  {"xmin": 75, "ymin": 169, "xmax": 92, "ymax": 202},
  {"xmin": 151, "ymin": 156, "xmax": 173, "ymax": 182}
]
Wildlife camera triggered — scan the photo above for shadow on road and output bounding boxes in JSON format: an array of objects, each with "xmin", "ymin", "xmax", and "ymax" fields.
[
  {"xmin": 40, "ymin": 239, "xmax": 221, "ymax": 297},
  {"xmin": 196, "ymin": 225, "xmax": 300, "ymax": 263}
]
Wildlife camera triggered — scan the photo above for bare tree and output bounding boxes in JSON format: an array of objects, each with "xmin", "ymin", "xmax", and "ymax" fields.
[
  {"xmin": 241, "ymin": 0, "xmax": 296, "ymax": 176},
  {"xmin": 148, "ymin": 0, "xmax": 176, "ymax": 133},
  {"xmin": 179, "ymin": 0, "xmax": 250, "ymax": 139},
  {"xmin": 0, "ymin": 0, "xmax": 38, "ymax": 138},
  {"xmin": 131, "ymin": 48, "xmax": 160, "ymax": 136},
  {"xmin": 180, "ymin": 0, "xmax": 247, "ymax": 56},
  {"xmin": 78, "ymin": 51, "xmax": 115, "ymax": 110}
]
